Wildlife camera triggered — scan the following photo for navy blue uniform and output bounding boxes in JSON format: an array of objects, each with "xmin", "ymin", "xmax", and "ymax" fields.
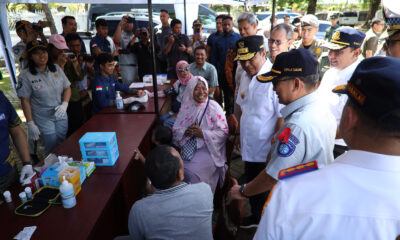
[
  {"xmin": 0, "ymin": 91, "xmax": 21, "ymax": 177},
  {"xmin": 92, "ymin": 74, "xmax": 130, "ymax": 113},
  {"xmin": 90, "ymin": 34, "xmax": 112, "ymax": 54}
]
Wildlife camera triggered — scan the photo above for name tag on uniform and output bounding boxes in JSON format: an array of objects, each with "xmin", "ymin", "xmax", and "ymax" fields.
[
  {"xmin": 0, "ymin": 113, "xmax": 5, "ymax": 121},
  {"xmin": 96, "ymin": 86, "xmax": 103, "ymax": 91},
  {"xmin": 34, "ymin": 84, "xmax": 43, "ymax": 91}
]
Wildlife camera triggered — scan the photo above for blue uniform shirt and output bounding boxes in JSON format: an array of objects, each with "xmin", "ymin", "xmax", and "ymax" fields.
[
  {"xmin": 92, "ymin": 73, "xmax": 130, "ymax": 113},
  {"xmin": 207, "ymin": 31, "xmax": 223, "ymax": 67},
  {"xmin": 90, "ymin": 34, "xmax": 111, "ymax": 54},
  {"xmin": 0, "ymin": 91, "xmax": 21, "ymax": 177},
  {"xmin": 214, "ymin": 31, "xmax": 241, "ymax": 72}
]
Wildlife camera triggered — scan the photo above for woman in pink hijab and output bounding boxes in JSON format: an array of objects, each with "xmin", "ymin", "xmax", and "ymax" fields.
[
  {"xmin": 161, "ymin": 60, "xmax": 195, "ymax": 129},
  {"xmin": 173, "ymin": 76, "xmax": 229, "ymax": 193}
]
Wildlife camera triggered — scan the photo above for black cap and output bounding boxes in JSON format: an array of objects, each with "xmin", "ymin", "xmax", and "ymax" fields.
[
  {"xmin": 192, "ymin": 19, "xmax": 202, "ymax": 27},
  {"xmin": 292, "ymin": 17, "xmax": 301, "ymax": 26},
  {"xmin": 330, "ymin": 14, "xmax": 339, "ymax": 19},
  {"xmin": 26, "ymin": 40, "xmax": 47, "ymax": 53},
  {"xmin": 327, "ymin": 27, "xmax": 366, "ymax": 50},
  {"xmin": 257, "ymin": 49, "xmax": 318, "ymax": 82},
  {"xmin": 234, "ymin": 35, "xmax": 265, "ymax": 61},
  {"xmin": 333, "ymin": 56, "xmax": 400, "ymax": 121}
]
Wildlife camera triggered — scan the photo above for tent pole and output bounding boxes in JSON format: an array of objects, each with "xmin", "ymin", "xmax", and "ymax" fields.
[
  {"xmin": 184, "ymin": 0, "xmax": 187, "ymax": 35},
  {"xmin": 0, "ymin": 8, "xmax": 17, "ymax": 90},
  {"xmin": 147, "ymin": 0, "xmax": 159, "ymax": 117},
  {"xmin": 271, "ymin": 0, "xmax": 276, "ymax": 32}
]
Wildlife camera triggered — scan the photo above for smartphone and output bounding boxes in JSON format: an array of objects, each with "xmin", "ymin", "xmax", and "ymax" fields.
[{"xmin": 65, "ymin": 52, "xmax": 75, "ymax": 59}]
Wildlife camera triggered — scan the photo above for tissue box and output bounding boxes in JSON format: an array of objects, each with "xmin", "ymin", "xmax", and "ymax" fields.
[
  {"xmin": 41, "ymin": 166, "xmax": 61, "ymax": 187},
  {"xmin": 79, "ymin": 132, "xmax": 119, "ymax": 166}
]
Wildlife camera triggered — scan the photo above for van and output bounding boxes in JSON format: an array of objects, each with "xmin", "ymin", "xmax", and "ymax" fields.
[{"xmin": 339, "ymin": 11, "xmax": 358, "ymax": 27}]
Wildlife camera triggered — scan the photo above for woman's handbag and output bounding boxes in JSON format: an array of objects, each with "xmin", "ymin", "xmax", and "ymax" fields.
[{"xmin": 181, "ymin": 99, "xmax": 210, "ymax": 161}]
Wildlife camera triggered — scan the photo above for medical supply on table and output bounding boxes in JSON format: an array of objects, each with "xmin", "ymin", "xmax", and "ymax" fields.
[
  {"xmin": 58, "ymin": 166, "xmax": 81, "ymax": 195},
  {"xmin": 25, "ymin": 187, "xmax": 32, "ymax": 199},
  {"xmin": 116, "ymin": 91, "xmax": 124, "ymax": 110},
  {"xmin": 13, "ymin": 226, "xmax": 37, "ymax": 240},
  {"xmin": 60, "ymin": 176, "xmax": 76, "ymax": 209},
  {"xmin": 68, "ymin": 161, "xmax": 95, "ymax": 177},
  {"xmin": 3, "ymin": 190, "xmax": 12, "ymax": 203},
  {"xmin": 79, "ymin": 132, "xmax": 119, "ymax": 166},
  {"xmin": 19, "ymin": 192, "xmax": 27, "ymax": 203},
  {"xmin": 15, "ymin": 186, "xmax": 61, "ymax": 217}
]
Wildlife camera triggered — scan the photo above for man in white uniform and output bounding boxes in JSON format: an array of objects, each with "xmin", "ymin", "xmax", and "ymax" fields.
[
  {"xmin": 318, "ymin": 27, "xmax": 366, "ymax": 158},
  {"xmin": 228, "ymin": 49, "xmax": 336, "ymax": 224},
  {"xmin": 234, "ymin": 35, "xmax": 283, "ymax": 228},
  {"xmin": 254, "ymin": 56, "xmax": 400, "ymax": 240}
]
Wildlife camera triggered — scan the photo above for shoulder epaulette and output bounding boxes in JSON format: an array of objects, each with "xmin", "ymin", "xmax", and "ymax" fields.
[{"xmin": 278, "ymin": 161, "xmax": 318, "ymax": 180}]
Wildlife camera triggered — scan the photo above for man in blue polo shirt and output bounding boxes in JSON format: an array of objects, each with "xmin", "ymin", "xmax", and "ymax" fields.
[
  {"xmin": 90, "ymin": 18, "xmax": 117, "ymax": 57},
  {"xmin": 0, "ymin": 91, "xmax": 33, "ymax": 192},
  {"xmin": 91, "ymin": 53, "xmax": 144, "ymax": 113},
  {"xmin": 214, "ymin": 15, "xmax": 240, "ymax": 114}
]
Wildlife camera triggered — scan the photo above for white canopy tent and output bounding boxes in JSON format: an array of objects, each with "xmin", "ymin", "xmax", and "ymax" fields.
[{"xmin": 0, "ymin": 0, "xmax": 243, "ymax": 114}]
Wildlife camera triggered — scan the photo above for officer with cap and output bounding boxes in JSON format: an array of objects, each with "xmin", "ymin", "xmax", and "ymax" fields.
[
  {"xmin": 228, "ymin": 49, "xmax": 336, "ymax": 217},
  {"xmin": 324, "ymin": 14, "xmax": 340, "ymax": 41},
  {"xmin": 254, "ymin": 56, "xmax": 400, "ymax": 239},
  {"xmin": 290, "ymin": 14, "xmax": 328, "ymax": 60},
  {"xmin": 318, "ymin": 27, "xmax": 366, "ymax": 158},
  {"xmin": 382, "ymin": 0, "xmax": 400, "ymax": 58},
  {"xmin": 233, "ymin": 35, "xmax": 283, "ymax": 228}
]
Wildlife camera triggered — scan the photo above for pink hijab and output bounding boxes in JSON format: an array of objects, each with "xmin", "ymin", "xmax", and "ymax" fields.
[
  {"xmin": 176, "ymin": 60, "xmax": 193, "ymax": 86},
  {"xmin": 173, "ymin": 76, "xmax": 229, "ymax": 168}
]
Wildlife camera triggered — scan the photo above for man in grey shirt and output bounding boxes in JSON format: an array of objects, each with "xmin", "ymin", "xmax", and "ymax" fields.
[
  {"xmin": 189, "ymin": 46, "xmax": 218, "ymax": 98},
  {"xmin": 128, "ymin": 145, "xmax": 213, "ymax": 240}
]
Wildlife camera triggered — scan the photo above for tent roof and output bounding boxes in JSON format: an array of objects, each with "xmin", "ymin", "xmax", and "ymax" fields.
[{"xmin": 0, "ymin": 0, "xmax": 243, "ymax": 5}]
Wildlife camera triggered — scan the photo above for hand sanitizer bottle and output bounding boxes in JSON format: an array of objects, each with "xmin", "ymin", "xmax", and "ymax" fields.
[
  {"xmin": 116, "ymin": 91, "xmax": 123, "ymax": 110},
  {"xmin": 60, "ymin": 176, "xmax": 76, "ymax": 208}
]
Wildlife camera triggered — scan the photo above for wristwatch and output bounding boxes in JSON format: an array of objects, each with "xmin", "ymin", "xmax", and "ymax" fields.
[{"xmin": 239, "ymin": 184, "xmax": 248, "ymax": 198}]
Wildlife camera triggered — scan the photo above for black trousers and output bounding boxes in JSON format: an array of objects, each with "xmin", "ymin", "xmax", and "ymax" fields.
[
  {"xmin": 67, "ymin": 100, "xmax": 84, "ymax": 137},
  {"xmin": 244, "ymin": 161, "xmax": 269, "ymax": 221},
  {"xmin": 218, "ymin": 72, "xmax": 234, "ymax": 115}
]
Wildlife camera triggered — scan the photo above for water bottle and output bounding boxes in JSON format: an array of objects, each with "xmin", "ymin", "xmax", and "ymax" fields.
[
  {"xmin": 60, "ymin": 176, "xmax": 76, "ymax": 208},
  {"xmin": 116, "ymin": 91, "xmax": 123, "ymax": 110}
]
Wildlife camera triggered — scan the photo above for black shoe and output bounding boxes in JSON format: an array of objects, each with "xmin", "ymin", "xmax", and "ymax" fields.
[{"xmin": 240, "ymin": 215, "xmax": 260, "ymax": 229}]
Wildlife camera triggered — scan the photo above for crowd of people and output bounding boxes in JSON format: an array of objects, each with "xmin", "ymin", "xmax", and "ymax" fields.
[{"xmin": 2, "ymin": 2, "xmax": 400, "ymax": 239}]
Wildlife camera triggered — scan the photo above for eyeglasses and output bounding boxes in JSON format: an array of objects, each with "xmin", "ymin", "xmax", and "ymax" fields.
[
  {"xmin": 178, "ymin": 66, "xmax": 190, "ymax": 72},
  {"xmin": 268, "ymin": 39, "xmax": 288, "ymax": 46}
]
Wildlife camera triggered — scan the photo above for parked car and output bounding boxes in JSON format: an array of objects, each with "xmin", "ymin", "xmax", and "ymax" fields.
[
  {"xmin": 315, "ymin": 20, "xmax": 331, "ymax": 39},
  {"xmin": 339, "ymin": 11, "xmax": 358, "ymax": 27},
  {"xmin": 258, "ymin": 12, "xmax": 302, "ymax": 30}
]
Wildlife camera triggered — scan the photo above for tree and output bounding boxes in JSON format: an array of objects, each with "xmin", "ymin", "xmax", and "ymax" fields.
[
  {"xmin": 362, "ymin": 0, "xmax": 381, "ymax": 27},
  {"xmin": 307, "ymin": 0, "xmax": 317, "ymax": 14},
  {"xmin": 41, "ymin": 4, "xmax": 57, "ymax": 34}
]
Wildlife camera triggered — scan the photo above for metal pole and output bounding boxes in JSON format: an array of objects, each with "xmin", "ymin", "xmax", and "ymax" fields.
[
  {"xmin": 0, "ymin": 22, "xmax": 17, "ymax": 89},
  {"xmin": 147, "ymin": 0, "xmax": 159, "ymax": 117},
  {"xmin": 184, "ymin": 0, "xmax": 187, "ymax": 35},
  {"xmin": 271, "ymin": 0, "xmax": 276, "ymax": 32}
]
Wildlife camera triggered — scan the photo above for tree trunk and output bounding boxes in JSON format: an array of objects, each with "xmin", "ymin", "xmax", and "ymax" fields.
[
  {"xmin": 362, "ymin": 0, "xmax": 381, "ymax": 28},
  {"xmin": 26, "ymin": 4, "xmax": 36, "ymax": 12},
  {"xmin": 41, "ymin": 4, "xmax": 57, "ymax": 34},
  {"xmin": 225, "ymin": 5, "xmax": 231, "ymax": 16},
  {"xmin": 307, "ymin": 0, "xmax": 318, "ymax": 15}
]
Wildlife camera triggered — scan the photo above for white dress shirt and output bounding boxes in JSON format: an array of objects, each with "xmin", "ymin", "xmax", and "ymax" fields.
[{"xmin": 255, "ymin": 150, "xmax": 400, "ymax": 240}]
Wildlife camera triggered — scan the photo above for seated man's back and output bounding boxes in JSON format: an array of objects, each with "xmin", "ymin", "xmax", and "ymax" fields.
[{"xmin": 128, "ymin": 146, "xmax": 213, "ymax": 240}]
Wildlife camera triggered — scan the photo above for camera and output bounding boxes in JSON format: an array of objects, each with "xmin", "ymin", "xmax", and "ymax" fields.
[
  {"xmin": 118, "ymin": 49, "xmax": 130, "ymax": 54},
  {"xmin": 82, "ymin": 54, "xmax": 94, "ymax": 62},
  {"xmin": 141, "ymin": 30, "xmax": 148, "ymax": 37},
  {"xmin": 32, "ymin": 23, "xmax": 43, "ymax": 33},
  {"xmin": 65, "ymin": 52, "xmax": 75, "ymax": 59},
  {"xmin": 173, "ymin": 34, "xmax": 180, "ymax": 41},
  {"xmin": 194, "ymin": 28, "xmax": 200, "ymax": 34}
]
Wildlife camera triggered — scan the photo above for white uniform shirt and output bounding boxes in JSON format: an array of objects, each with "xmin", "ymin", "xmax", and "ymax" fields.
[
  {"xmin": 266, "ymin": 91, "xmax": 336, "ymax": 179},
  {"xmin": 238, "ymin": 59, "xmax": 284, "ymax": 163},
  {"xmin": 318, "ymin": 60, "xmax": 359, "ymax": 146},
  {"xmin": 255, "ymin": 150, "xmax": 400, "ymax": 240},
  {"xmin": 119, "ymin": 30, "xmax": 137, "ymax": 65}
]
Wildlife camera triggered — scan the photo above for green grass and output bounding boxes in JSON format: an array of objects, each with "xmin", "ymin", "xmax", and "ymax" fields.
[{"xmin": 0, "ymin": 77, "xmax": 14, "ymax": 92}]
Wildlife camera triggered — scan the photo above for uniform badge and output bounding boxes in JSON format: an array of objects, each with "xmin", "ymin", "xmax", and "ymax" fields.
[
  {"xmin": 332, "ymin": 31, "xmax": 341, "ymax": 41},
  {"xmin": 96, "ymin": 86, "xmax": 103, "ymax": 91},
  {"xmin": 276, "ymin": 127, "xmax": 299, "ymax": 157},
  {"xmin": 241, "ymin": 91, "xmax": 245, "ymax": 99},
  {"xmin": 277, "ymin": 161, "xmax": 318, "ymax": 180},
  {"xmin": 54, "ymin": 73, "xmax": 58, "ymax": 78},
  {"xmin": 34, "ymin": 84, "xmax": 42, "ymax": 90},
  {"xmin": 315, "ymin": 48, "xmax": 321, "ymax": 55},
  {"xmin": 0, "ymin": 113, "xmax": 5, "ymax": 121}
]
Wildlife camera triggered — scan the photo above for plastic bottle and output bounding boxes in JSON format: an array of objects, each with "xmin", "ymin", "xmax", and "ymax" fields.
[
  {"xmin": 25, "ymin": 187, "xmax": 32, "ymax": 199},
  {"xmin": 3, "ymin": 190, "xmax": 12, "ymax": 203},
  {"xmin": 59, "ymin": 176, "xmax": 76, "ymax": 208},
  {"xmin": 19, "ymin": 192, "xmax": 27, "ymax": 203},
  {"xmin": 116, "ymin": 91, "xmax": 123, "ymax": 110}
]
